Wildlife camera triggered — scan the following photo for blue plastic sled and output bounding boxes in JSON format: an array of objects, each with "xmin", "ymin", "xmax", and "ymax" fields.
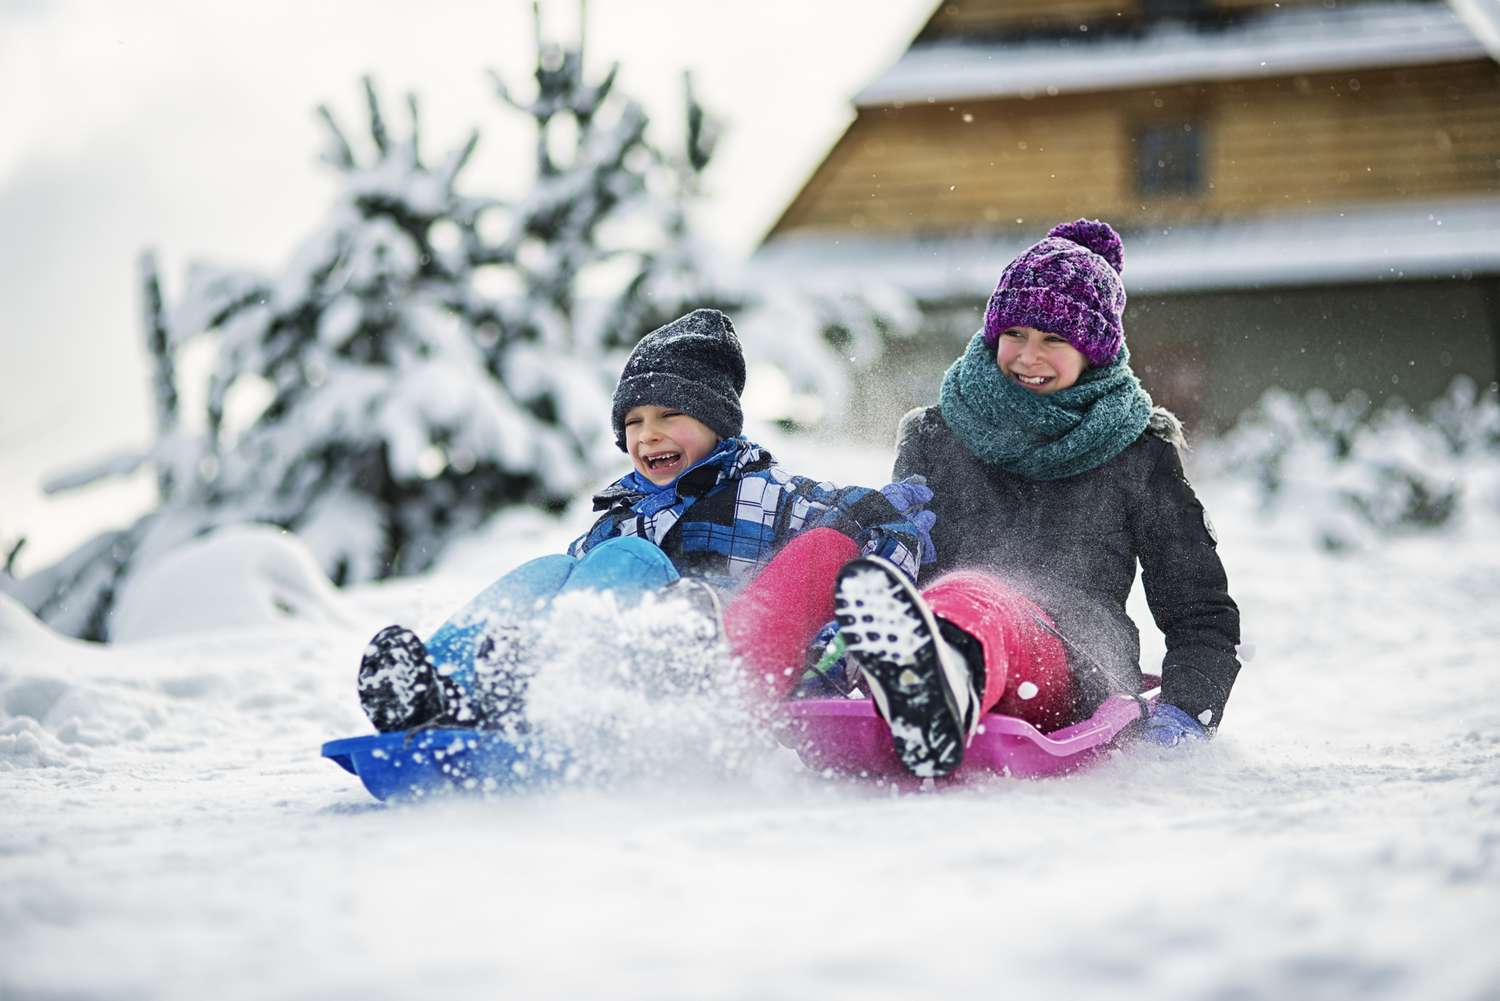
[
  {"xmin": 325, "ymin": 686, "xmax": 1156, "ymax": 801},
  {"xmin": 321, "ymin": 728, "xmax": 566, "ymax": 801}
]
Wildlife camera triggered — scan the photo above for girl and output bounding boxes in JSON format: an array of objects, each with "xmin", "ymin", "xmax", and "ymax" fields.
[{"xmin": 832, "ymin": 220, "xmax": 1242, "ymax": 778}]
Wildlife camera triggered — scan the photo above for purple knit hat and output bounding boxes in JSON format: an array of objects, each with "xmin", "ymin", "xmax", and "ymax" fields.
[{"xmin": 982, "ymin": 219, "xmax": 1127, "ymax": 367}]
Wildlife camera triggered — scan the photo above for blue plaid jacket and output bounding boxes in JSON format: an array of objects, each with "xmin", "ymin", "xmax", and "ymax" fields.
[{"xmin": 568, "ymin": 437, "xmax": 921, "ymax": 590}]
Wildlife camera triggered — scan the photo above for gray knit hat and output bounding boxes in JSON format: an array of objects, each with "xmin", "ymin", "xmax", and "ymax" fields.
[{"xmin": 611, "ymin": 308, "xmax": 746, "ymax": 450}]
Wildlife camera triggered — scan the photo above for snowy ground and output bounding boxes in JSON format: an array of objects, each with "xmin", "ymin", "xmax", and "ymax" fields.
[{"xmin": 3, "ymin": 438, "xmax": 1499, "ymax": 1001}]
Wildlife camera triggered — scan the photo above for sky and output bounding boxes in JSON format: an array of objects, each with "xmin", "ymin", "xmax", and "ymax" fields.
[{"xmin": 0, "ymin": 0, "xmax": 933, "ymax": 573}]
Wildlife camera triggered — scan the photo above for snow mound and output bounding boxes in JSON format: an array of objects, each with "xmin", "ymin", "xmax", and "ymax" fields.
[
  {"xmin": 0, "ymin": 592, "xmax": 158, "ymax": 769},
  {"xmin": 1, "ymin": 674, "xmax": 169, "ymax": 770},
  {"xmin": 1, "ymin": 578, "xmax": 364, "ymax": 776},
  {"xmin": 110, "ymin": 524, "xmax": 354, "ymax": 642},
  {"xmin": 0, "ymin": 589, "xmax": 86, "ymax": 658}
]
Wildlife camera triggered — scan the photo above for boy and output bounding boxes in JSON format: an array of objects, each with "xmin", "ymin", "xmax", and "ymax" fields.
[{"xmin": 357, "ymin": 308, "xmax": 929, "ymax": 733}]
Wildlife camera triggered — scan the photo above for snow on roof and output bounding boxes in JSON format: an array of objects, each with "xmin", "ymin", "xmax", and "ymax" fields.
[
  {"xmin": 855, "ymin": 3, "xmax": 1491, "ymax": 106},
  {"xmin": 1450, "ymin": 0, "xmax": 1500, "ymax": 61},
  {"xmin": 750, "ymin": 196, "xmax": 1500, "ymax": 299}
]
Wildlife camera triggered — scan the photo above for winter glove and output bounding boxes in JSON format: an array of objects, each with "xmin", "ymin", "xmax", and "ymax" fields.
[
  {"xmin": 1133, "ymin": 703, "xmax": 1209, "ymax": 748},
  {"xmin": 879, "ymin": 476, "xmax": 937, "ymax": 564}
]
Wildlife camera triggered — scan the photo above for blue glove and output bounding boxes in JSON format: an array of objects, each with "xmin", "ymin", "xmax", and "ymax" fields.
[
  {"xmin": 879, "ymin": 475, "xmax": 932, "ymax": 512},
  {"xmin": 880, "ymin": 476, "xmax": 937, "ymax": 564},
  {"xmin": 1135, "ymin": 703, "xmax": 1209, "ymax": 748}
]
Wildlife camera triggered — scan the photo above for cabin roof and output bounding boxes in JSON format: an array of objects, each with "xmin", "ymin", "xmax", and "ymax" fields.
[
  {"xmin": 855, "ymin": 2, "xmax": 1490, "ymax": 106},
  {"xmin": 750, "ymin": 196, "xmax": 1500, "ymax": 298},
  {"xmin": 1451, "ymin": 0, "xmax": 1500, "ymax": 61}
]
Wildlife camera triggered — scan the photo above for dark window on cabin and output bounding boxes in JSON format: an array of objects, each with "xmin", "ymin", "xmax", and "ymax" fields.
[
  {"xmin": 1135, "ymin": 121, "xmax": 1205, "ymax": 197},
  {"xmin": 1143, "ymin": 0, "xmax": 1206, "ymax": 22}
]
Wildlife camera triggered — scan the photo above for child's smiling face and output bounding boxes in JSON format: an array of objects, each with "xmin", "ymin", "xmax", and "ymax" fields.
[
  {"xmin": 623, "ymin": 404, "xmax": 720, "ymax": 485},
  {"xmin": 995, "ymin": 326, "xmax": 1088, "ymax": 394}
]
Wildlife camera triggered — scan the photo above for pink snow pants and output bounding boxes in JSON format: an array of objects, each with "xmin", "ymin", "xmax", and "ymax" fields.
[
  {"xmin": 921, "ymin": 571, "xmax": 1073, "ymax": 730},
  {"xmin": 725, "ymin": 528, "xmax": 861, "ymax": 703},
  {"xmin": 725, "ymin": 530, "xmax": 1074, "ymax": 729}
]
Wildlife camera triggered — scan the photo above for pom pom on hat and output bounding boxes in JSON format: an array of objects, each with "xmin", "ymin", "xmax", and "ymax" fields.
[
  {"xmin": 982, "ymin": 218, "xmax": 1128, "ymax": 367},
  {"xmin": 1047, "ymin": 219, "xmax": 1124, "ymax": 274}
]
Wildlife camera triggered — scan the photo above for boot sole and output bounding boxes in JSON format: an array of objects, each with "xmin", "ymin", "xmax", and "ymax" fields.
[
  {"xmin": 358, "ymin": 625, "xmax": 445, "ymax": 733},
  {"xmin": 834, "ymin": 558, "xmax": 969, "ymax": 778}
]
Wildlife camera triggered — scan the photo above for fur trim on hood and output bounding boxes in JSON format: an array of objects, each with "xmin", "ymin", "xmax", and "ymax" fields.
[{"xmin": 1148, "ymin": 406, "xmax": 1187, "ymax": 450}]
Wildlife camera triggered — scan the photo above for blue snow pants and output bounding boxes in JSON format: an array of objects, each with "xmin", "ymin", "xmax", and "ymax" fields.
[{"xmin": 424, "ymin": 536, "xmax": 680, "ymax": 699}]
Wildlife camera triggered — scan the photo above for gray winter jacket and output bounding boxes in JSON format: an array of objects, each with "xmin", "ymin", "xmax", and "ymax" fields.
[{"xmin": 894, "ymin": 406, "xmax": 1241, "ymax": 727}]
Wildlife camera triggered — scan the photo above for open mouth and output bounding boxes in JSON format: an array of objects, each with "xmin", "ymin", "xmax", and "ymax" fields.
[
  {"xmin": 643, "ymin": 450, "xmax": 683, "ymax": 472},
  {"xmin": 1012, "ymin": 372, "xmax": 1053, "ymax": 389}
]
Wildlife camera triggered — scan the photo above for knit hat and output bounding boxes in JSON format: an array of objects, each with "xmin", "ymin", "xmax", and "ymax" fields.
[
  {"xmin": 982, "ymin": 219, "xmax": 1127, "ymax": 367},
  {"xmin": 611, "ymin": 308, "xmax": 746, "ymax": 450}
]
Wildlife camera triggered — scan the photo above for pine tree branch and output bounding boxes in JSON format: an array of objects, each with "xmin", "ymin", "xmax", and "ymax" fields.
[
  {"xmin": 531, "ymin": 0, "xmax": 544, "ymax": 63},
  {"xmin": 683, "ymin": 70, "xmax": 720, "ymax": 174},
  {"xmin": 487, "ymin": 68, "xmax": 525, "ymax": 114},
  {"xmin": 363, "ymin": 76, "xmax": 389, "ymax": 156},
  {"xmin": 439, "ymin": 130, "xmax": 481, "ymax": 190},
  {"xmin": 314, "ymin": 104, "xmax": 356, "ymax": 170},
  {"xmin": 139, "ymin": 251, "xmax": 179, "ymax": 501},
  {"xmin": 406, "ymin": 92, "xmax": 422, "ymax": 167},
  {"xmin": 577, "ymin": 0, "xmax": 588, "ymax": 68},
  {"xmin": 577, "ymin": 62, "xmax": 618, "ymax": 124},
  {"xmin": 3, "ymin": 536, "xmax": 24, "ymax": 578},
  {"xmin": 29, "ymin": 524, "xmax": 139, "ymax": 641},
  {"xmin": 42, "ymin": 450, "xmax": 148, "ymax": 495}
]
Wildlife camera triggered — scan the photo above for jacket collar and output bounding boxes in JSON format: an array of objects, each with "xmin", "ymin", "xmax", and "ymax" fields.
[{"xmin": 591, "ymin": 437, "xmax": 768, "ymax": 511}]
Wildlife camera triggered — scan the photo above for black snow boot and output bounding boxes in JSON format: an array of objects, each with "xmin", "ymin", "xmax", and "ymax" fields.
[
  {"xmin": 357, "ymin": 625, "xmax": 452, "ymax": 733},
  {"xmin": 833, "ymin": 556, "xmax": 980, "ymax": 778}
]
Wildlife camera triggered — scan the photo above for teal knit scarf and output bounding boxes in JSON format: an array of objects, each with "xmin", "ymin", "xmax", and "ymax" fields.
[{"xmin": 938, "ymin": 332, "xmax": 1154, "ymax": 481}]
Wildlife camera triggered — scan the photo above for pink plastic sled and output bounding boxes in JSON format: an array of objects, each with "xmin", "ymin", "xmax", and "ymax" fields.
[{"xmin": 775, "ymin": 685, "xmax": 1158, "ymax": 783}]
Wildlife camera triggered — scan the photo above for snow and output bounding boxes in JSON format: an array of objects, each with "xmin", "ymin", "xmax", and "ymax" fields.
[
  {"xmin": 40, "ymin": 447, "xmax": 148, "ymax": 495},
  {"xmin": 753, "ymin": 195, "xmax": 1500, "ymax": 298},
  {"xmin": 857, "ymin": 2, "xmax": 1489, "ymax": 106},
  {"xmin": 1451, "ymin": 0, "xmax": 1500, "ymax": 61},
  {"xmin": 109, "ymin": 524, "xmax": 354, "ymax": 643},
  {"xmin": 4, "ymin": 436, "xmax": 1499, "ymax": 1000}
]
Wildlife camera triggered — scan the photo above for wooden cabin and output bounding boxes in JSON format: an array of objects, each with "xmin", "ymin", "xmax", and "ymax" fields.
[{"xmin": 755, "ymin": 0, "xmax": 1500, "ymax": 433}]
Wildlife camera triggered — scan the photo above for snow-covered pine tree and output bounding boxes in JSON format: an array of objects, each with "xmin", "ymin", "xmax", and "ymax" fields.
[
  {"xmin": 1, "ymin": 253, "xmax": 203, "ymax": 639},
  {"xmin": 167, "ymin": 77, "xmax": 585, "ymax": 586},
  {"xmin": 469, "ymin": 6, "xmax": 732, "ymax": 468},
  {"xmin": 478, "ymin": 3, "xmax": 917, "ymax": 435},
  {"xmin": 5, "ymin": 13, "xmax": 728, "ymax": 641}
]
